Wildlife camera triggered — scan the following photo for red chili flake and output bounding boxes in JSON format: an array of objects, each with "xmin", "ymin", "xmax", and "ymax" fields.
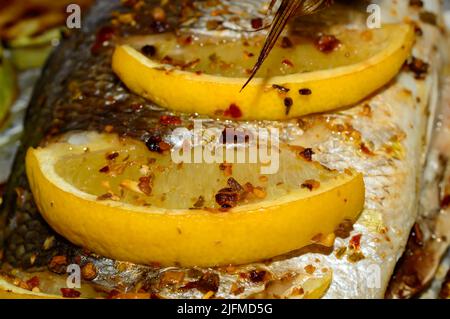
[
  {"xmin": 315, "ymin": 34, "xmax": 341, "ymax": 53},
  {"xmin": 130, "ymin": 103, "xmax": 143, "ymax": 111},
  {"xmin": 73, "ymin": 255, "xmax": 82, "ymax": 265},
  {"xmin": 244, "ymin": 182, "xmax": 254, "ymax": 193},
  {"xmin": 99, "ymin": 166, "xmax": 110, "ymax": 173},
  {"xmin": 159, "ymin": 115, "xmax": 182, "ymax": 126},
  {"xmin": 91, "ymin": 44, "xmax": 102, "ymax": 56},
  {"xmin": 181, "ymin": 271, "xmax": 220, "ymax": 293},
  {"xmin": 219, "ymin": 163, "xmax": 233, "ymax": 176},
  {"xmin": 215, "ymin": 188, "xmax": 239, "ymax": 209},
  {"xmin": 360, "ymin": 104, "xmax": 372, "ymax": 117},
  {"xmin": 419, "ymin": 11, "xmax": 437, "ymax": 25},
  {"xmin": 299, "ymin": 147, "xmax": 314, "ymax": 161},
  {"xmin": 106, "ymin": 152, "xmax": 119, "ymax": 160},
  {"xmin": 251, "ymin": 18, "xmax": 263, "ymax": 29},
  {"xmin": 349, "ymin": 234, "xmax": 362, "ymax": 250},
  {"xmin": 160, "ymin": 271, "xmax": 185, "ymax": 286},
  {"xmin": 48, "ymin": 255, "xmax": 68, "ymax": 274},
  {"xmin": 96, "ymin": 26, "xmax": 115, "ymax": 43},
  {"xmin": 97, "ymin": 193, "xmax": 113, "ymax": 201},
  {"xmin": 412, "ymin": 223, "xmax": 424, "ymax": 246},
  {"xmin": 405, "ymin": 57, "xmax": 429, "ymax": 80},
  {"xmin": 159, "ymin": 141, "xmax": 171, "ymax": 151},
  {"xmin": 138, "ymin": 176, "xmax": 153, "ymax": 196},
  {"xmin": 227, "ymin": 177, "xmax": 244, "ymax": 194},
  {"xmin": 91, "ymin": 26, "xmax": 115, "ymax": 55},
  {"xmin": 178, "ymin": 35, "xmax": 193, "ymax": 45},
  {"xmin": 224, "ymin": 104, "xmax": 242, "ymax": 118},
  {"xmin": 301, "ymin": 179, "xmax": 320, "ymax": 191},
  {"xmin": 26, "ymin": 276, "xmax": 40, "ymax": 289},
  {"xmin": 360, "ymin": 143, "xmax": 374, "ymax": 156},
  {"xmin": 106, "ymin": 289, "xmax": 121, "ymax": 299},
  {"xmin": 441, "ymin": 195, "xmax": 450, "ymax": 209},
  {"xmin": 61, "ymin": 288, "xmax": 81, "ymax": 298},
  {"xmin": 334, "ymin": 219, "xmax": 354, "ymax": 238},
  {"xmin": 249, "ymin": 270, "xmax": 267, "ymax": 283},
  {"xmin": 194, "ymin": 272, "xmax": 220, "ymax": 293},
  {"xmin": 244, "ymin": 51, "xmax": 255, "ymax": 58},
  {"xmin": 282, "ymin": 59, "xmax": 294, "ymax": 67},
  {"xmin": 440, "ymin": 270, "xmax": 450, "ymax": 298},
  {"xmin": 410, "ymin": 0, "xmax": 424, "ymax": 8},
  {"xmin": 160, "ymin": 55, "xmax": 174, "ymax": 65},
  {"xmin": 414, "ymin": 24, "xmax": 423, "ymax": 36},
  {"xmin": 272, "ymin": 84, "xmax": 290, "ymax": 93}
]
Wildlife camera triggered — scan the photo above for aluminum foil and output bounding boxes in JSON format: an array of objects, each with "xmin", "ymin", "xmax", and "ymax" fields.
[
  {"xmin": 0, "ymin": 69, "xmax": 40, "ymax": 183},
  {"xmin": 0, "ymin": 0, "xmax": 449, "ymax": 299}
]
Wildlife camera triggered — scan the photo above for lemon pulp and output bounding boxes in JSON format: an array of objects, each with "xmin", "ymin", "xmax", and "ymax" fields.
[
  {"xmin": 55, "ymin": 135, "xmax": 342, "ymax": 210},
  {"xmin": 126, "ymin": 27, "xmax": 391, "ymax": 78},
  {"xmin": 113, "ymin": 24, "xmax": 414, "ymax": 120}
]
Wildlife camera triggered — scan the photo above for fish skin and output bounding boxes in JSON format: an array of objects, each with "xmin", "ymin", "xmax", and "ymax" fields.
[
  {"xmin": 386, "ymin": 64, "xmax": 450, "ymax": 299},
  {"xmin": 0, "ymin": 0, "xmax": 448, "ymax": 299}
]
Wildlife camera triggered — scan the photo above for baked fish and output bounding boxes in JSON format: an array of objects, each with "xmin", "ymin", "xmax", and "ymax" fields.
[
  {"xmin": 0, "ymin": 0, "xmax": 448, "ymax": 299},
  {"xmin": 387, "ymin": 63, "xmax": 450, "ymax": 299}
]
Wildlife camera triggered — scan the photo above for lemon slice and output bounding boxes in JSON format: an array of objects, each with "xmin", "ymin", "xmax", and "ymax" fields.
[
  {"xmin": 26, "ymin": 132, "xmax": 364, "ymax": 267},
  {"xmin": 112, "ymin": 24, "xmax": 414, "ymax": 120}
]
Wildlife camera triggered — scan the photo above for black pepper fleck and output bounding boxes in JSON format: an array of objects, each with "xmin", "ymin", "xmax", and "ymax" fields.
[
  {"xmin": 299, "ymin": 88, "xmax": 312, "ymax": 95},
  {"xmin": 284, "ymin": 97, "xmax": 293, "ymax": 115},
  {"xmin": 141, "ymin": 45, "xmax": 157, "ymax": 57}
]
